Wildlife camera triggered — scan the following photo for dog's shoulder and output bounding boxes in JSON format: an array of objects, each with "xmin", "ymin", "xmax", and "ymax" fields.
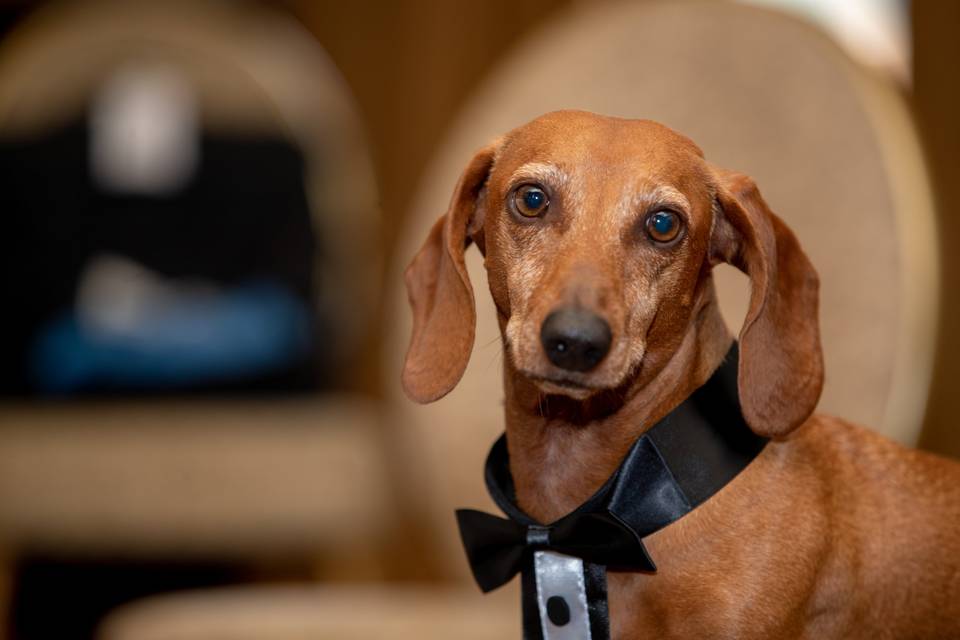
[
  {"xmin": 794, "ymin": 413, "xmax": 958, "ymax": 472},
  {"xmin": 784, "ymin": 413, "xmax": 960, "ymax": 543},
  {"xmin": 786, "ymin": 415, "xmax": 960, "ymax": 623}
]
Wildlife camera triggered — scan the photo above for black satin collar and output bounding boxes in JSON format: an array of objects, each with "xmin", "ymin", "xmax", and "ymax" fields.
[{"xmin": 482, "ymin": 341, "xmax": 765, "ymax": 569}]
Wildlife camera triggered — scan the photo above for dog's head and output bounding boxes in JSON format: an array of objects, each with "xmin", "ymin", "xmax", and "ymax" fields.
[{"xmin": 402, "ymin": 111, "xmax": 823, "ymax": 437}]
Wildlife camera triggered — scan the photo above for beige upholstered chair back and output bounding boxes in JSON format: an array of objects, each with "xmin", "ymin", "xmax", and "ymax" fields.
[{"xmin": 387, "ymin": 0, "xmax": 937, "ymax": 580}]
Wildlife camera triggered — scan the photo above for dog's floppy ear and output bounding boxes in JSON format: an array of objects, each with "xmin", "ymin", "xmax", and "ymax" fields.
[
  {"xmin": 402, "ymin": 142, "xmax": 499, "ymax": 403},
  {"xmin": 710, "ymin": 167, "xmax": 824, "ymax": 437}
]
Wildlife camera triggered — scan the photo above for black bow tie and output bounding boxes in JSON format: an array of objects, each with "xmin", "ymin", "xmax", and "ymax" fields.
[
  {"xmin": 456, "ymin": 508, "xmax": 655, "ymax": 592},
  {"xmin": 455, "ymin": 343, "xmax": 767, "ymax": 640}
]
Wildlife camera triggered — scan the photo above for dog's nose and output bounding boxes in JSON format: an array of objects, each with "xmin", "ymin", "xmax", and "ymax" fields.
[{"xmin": 540, "ymin": 308, "xmax": 612, "ymax": 372}]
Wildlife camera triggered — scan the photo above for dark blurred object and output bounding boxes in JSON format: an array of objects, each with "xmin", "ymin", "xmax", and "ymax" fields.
[
  {"xmin": 914, "ymin": 2, "xmax": 960, "ymax": 461},
  {"xmin": 0, "ymin": 117, "xmax": 321, "ymax": 395},
  {"xmin": 0, "ymin": 1, "xmax": 381, "ymax": 397},
  {"xmin": 0, "ymin": 4, "xmax": 31, "ymax": 40},
  {"xmin": 11, "ymin": 557, "xmax": 247, "ymax": 640}
]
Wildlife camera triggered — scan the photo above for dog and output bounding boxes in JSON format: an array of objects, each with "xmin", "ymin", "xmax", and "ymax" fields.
[{"xmin": 402, "ymin": 110, "xmax": 960, "ymax": 639}]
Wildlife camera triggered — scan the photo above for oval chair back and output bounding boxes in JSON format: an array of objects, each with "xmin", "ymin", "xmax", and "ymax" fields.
[{"xmin": 387, "ymin": 0, "xmax": 938, "ymax": 581}]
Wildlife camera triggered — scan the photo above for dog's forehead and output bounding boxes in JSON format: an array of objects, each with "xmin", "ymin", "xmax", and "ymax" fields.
[{"xmin": 493, "ymin": 110, "xmax": 705, "ymax": 182}]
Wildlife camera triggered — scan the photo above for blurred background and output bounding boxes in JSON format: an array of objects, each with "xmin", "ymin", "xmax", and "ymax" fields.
[{"xmin": 0, "ymin": 0, "xmax": 956, "ymax": 638}]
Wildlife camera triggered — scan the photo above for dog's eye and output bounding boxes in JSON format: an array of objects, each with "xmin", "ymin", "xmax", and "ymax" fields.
[
  {"xmin": 645, "ymin": 210, "xmax": 682, "ymax": 243},
  {"xmin": 513, "ymin": 185, "xmax": 549, "ymax": 218}
]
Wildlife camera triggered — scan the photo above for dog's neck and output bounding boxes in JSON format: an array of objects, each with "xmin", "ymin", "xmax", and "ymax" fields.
[{"xmin": 501, "ymin": 282, "xmax": 734, "ymax": 523}]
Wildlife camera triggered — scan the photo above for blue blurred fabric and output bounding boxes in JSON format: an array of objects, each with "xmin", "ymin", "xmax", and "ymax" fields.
[{"xmin": 30, "ymin": 281, "xmax": 311, "ymax": 394}]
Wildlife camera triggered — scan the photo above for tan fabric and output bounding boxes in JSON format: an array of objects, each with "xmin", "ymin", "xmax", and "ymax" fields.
[
  {"xmin": 0, "ymin": 398, "xmax": 390, "ymax": 556},
  {"xmin": 99, "ymin": 584, "xmax": 518, "ymax": 640}
]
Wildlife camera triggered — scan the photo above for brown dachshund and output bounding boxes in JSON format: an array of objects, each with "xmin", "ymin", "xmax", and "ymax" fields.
[{"xmin": 402, "ymin": 110, "xmax": 960, "ymax": 639}]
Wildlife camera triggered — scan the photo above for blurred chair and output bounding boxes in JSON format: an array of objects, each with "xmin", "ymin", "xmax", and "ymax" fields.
[
  {"xmin": 97, "ymin": 1, "xmax": 938, "ymax": 638},
  {"xmin": 0, "ymin": 1, "xmax": 380, "ymax": 392},
  {"xmin": 0, "ymin": 0, "xmax": 389, "ymax": 633}
]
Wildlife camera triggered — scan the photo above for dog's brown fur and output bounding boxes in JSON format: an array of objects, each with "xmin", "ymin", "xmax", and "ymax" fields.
[{"xmin": 402, "ymin": 111, "xmax": 960, "ymax": 639}]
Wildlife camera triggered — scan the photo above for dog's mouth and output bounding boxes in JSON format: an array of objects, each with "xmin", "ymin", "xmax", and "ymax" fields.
[{"xmin": 526, "ymin": 372, "xmax": 601, "ymax": 398}]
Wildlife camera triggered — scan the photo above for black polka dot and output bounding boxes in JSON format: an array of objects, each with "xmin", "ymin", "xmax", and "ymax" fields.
[{"xmin": 546, "ymin": 595, "xmax": 570, "ymax": 626}]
